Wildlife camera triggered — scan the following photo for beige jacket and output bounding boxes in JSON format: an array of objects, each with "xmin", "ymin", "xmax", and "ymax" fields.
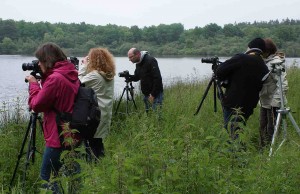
[
  {"xmin": 79, "ymin": 65, "xmax": 114, "ymax": 138},
  {"xmin": 259, "ymin": 52, "xmax": 288, "ymax": 109}
]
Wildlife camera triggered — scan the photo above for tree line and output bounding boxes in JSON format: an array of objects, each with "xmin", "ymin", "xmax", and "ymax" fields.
[{"xmin": 0, "ymin": 18, "xmax": 299, "ymax": 57}]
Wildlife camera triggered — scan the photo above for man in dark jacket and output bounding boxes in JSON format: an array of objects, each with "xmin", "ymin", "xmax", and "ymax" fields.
[
  {"xmin": 127, "ymin": 48, "xmax": 163, "ymax": 112},
  {"xmin": 216, "ymin": 38, "xmax": 269, "ymax": 138}
]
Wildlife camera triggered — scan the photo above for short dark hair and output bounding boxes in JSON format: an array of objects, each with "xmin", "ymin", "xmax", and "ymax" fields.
[
  {"xmin": 264, "ymin": 38, "xmax": 277, "ymax": 55},
  {"xmin": 35, "ymin": 42, "xmax": 67, "ymax": 70},
  {"xmin": 248, "ymin": 38, "xmax": 266, "ymax": 52}
]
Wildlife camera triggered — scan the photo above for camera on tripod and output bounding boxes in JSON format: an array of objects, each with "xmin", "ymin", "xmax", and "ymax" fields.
[
  {"xmin": 201, "ymin": 56, "xmax": 220, "ymax": 72},
  {"xmin": 115, "ymin": 70, "xmax": 137, "ymax": 115},
  {"xmin": 118, "ymin": 70, "xmax": 133, "ymax": 82},
  {"xmin": 194, "ymin": 56, "xmax": 225, "ymax": 116},
  {"xmin": 201, "ymin": 56, "xmax": 219, "ymax": 64},
  {"xmin": 271, "ymin": 61, "xmax": 285, "ymax": 73}
]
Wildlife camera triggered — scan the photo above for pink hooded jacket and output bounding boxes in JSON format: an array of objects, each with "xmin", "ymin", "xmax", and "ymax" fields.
[{"xmin": 28, "ymin": 60, "xmax": 80, "ymax": 148}]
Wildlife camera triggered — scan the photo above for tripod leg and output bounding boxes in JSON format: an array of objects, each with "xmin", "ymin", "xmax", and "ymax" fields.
[
  {"xmin": 125, "ymin": 87, "xmax": 129, "ymax": 114},
  {"xmin": 194, "ymin": 77, "xmax": 214, "ymax": 115},
  {"xmin": 129, "ymin": 89, "xmax": 137, "ymax": 110},
  {"xmin": 22, "ymin": 113, "xmax": 38, "ymax": 188},
  {"xmin": 269, "ymin": 113, "xmax": 282, "ymax": 156},
  {"xmin": 22, "ymin": 130, "xmax": 34, "ymax": 187},
  {"xmin": 275, "ymin": 116, "xmax": 288, "ymax": 154},
  {"xmin": 10, "ymin": 116, "xmax": 32, "ymax": 187},
  {"xmin": 213, "ymin": 80, "xmax": 217, "ymax": 112},
  {"xmin": 114, "ymin": 88, "xmax": 126, "ymax": 115},
  {"xmin": 287, "ymin": 112, "xmax": 300, "ymax": 136}
]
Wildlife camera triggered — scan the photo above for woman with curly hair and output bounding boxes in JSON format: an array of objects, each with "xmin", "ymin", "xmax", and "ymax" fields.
[{"xmin": 79, "ymin": 48, "xmax": 116, "ymax": 159}]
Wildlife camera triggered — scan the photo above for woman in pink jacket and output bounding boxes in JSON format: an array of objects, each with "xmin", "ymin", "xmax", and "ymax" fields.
[{"xmin": 25, "ymin": 42, "xmax": 80, "ymax": 192}]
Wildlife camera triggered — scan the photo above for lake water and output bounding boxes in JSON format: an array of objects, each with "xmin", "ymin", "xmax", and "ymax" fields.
[{"xmin": 0, "ymin": 55, "xmax": 299, "ymax": 108}]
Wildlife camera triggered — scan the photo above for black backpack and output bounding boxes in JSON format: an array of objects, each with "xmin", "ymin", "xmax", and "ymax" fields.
[{"xmin": 57, "ymin": 86, "xmax": 101, "ymax": 139}]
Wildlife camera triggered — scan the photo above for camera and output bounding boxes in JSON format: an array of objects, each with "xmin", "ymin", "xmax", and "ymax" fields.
[
  {"xmin": 201, "ymin": 56, "xmax": 221, "ymax": 72},
  {"xmin": 70, "ymin": 56, "xmax": 79, "ymax": 70},
  {"xmin": 119, "ymin": 70, "xmax": 130, "ymax": 78},
  {"xmin": 201, "ymin": 57, "xmax": 219, "ymax": 64},
  {"xmin": 118, "ymin": 70, "xmax": 133, "ymax": 82},
  {"xmin": 22, "ymin": 60, "xmax": 40, "ymax": 72},
  {"xmin": 22, "ymin": 60, "xmax": 42, "ymax": 82}
]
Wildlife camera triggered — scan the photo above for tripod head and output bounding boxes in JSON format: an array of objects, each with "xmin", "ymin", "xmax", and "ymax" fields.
[{"xmin": 271, "ymin": 61, "xmax": 285, "ymax": 75}]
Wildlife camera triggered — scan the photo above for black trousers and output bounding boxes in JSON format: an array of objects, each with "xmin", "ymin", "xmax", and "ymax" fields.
[
  {"xmin": 84, "ymin": 138, "xmax": 105, "ymax": 161},
  {"xmin": 259, "ymin": 107, "xmax": 278, "ymax": 147}
]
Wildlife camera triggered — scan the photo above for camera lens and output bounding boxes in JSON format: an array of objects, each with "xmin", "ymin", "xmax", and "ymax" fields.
[{"xmin": 22, "ymin": 63, "xmax": 34, "ymax": 71}]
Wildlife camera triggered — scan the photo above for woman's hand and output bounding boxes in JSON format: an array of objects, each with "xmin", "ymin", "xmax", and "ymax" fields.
[{"xmin": 25, "ymin": 75, "xmax": 38, "ymax": 83}]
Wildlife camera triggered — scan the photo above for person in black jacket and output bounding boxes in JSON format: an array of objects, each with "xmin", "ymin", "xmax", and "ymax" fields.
[
  {"xmin": 216, "ymin": 38, "xmax": 269, "ymax": 139},
  {"xmin": 127, "ymin": 48, "xmax": 163, "ymax": 112}
]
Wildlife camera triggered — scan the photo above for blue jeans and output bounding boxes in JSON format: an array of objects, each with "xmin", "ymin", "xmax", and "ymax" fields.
[
  {"xmin": 40, "ymin": 146, "xmax": 62, "ymax": 181},
  {"xmin": 143, "ymin": 92, "xmax": 163, "ymax": 112}
]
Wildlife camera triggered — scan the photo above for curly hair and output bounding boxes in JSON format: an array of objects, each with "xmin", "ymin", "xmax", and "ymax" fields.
[{"xmin": 87, "ymin": 48, "xmax": 116, "ymax": 77}]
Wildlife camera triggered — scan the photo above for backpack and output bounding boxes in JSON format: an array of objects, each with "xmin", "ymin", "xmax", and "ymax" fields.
[{"xmin": 57, "ymin": 86, "xmax": 101, "ymax": 139}]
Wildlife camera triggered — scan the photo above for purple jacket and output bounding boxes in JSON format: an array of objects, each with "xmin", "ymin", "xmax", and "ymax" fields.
[{"xmin": 28, "ymin": 60, "xmax": 80, "ymax": 148}]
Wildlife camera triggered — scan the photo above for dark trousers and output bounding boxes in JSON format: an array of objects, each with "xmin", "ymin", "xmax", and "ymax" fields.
[
  {"xmin": 84, "ymin": 138, "xmax": 105, "ymax": 161},
  {"xmin": 259, "ymin": 107, "xmax": 278, "ymax": 147}
]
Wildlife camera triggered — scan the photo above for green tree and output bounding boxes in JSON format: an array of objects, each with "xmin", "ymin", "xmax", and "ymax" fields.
[
  {"xmin": 130, "ymin": 25, "xmax": 142, "ymax": 43},
  {"xmin": 0, "ymin": 37, "xmax": 17, "ymax": 54},
  {"xmin": 202, "ymin": 23, "xmax": 222, "ymax": 38},
  {"xmin": 0, "ymin": 19, "xmax": 18, "ymax": 40},
  {"xmin": 223, "ymin": 24, "xmax": 244, "ymax": 37}
]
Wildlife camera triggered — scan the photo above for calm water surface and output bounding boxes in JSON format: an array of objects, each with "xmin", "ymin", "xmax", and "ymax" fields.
[{"xmin": 0, "ymin": 55, "xmax": 299, "ymax": 108}]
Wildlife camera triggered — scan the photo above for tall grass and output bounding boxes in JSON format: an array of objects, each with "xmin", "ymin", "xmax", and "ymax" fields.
[{"xmin": 1, "ymin": 67, "xmax": 300, "ymax": 193}]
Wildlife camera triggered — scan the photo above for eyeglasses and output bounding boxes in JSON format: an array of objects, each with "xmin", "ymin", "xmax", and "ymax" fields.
[{"xmin": 128, "ymin": 54, "xmax": 135, "ymax": 59}]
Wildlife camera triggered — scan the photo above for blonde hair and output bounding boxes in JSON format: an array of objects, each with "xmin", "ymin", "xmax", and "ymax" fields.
[{"xmin": 87, "ymin": 48, "xmax": 116, "ymax": 77}]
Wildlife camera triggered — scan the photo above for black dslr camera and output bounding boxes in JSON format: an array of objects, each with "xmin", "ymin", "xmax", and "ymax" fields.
[
  {"xmin": 22, "ymin": 60, "xmax": 40, "ymax": 73},
  {"xmin": 201, "ymin": 56, "xmax": 228, "ymax": 87},
  {"xmin": 118, "ymin": 70, "xmax": 130, "ymax": 77},
  {"xmin": 22, "ymin": 57, "xmax": 79, "ymax": 83},
  {"xmin": 70, "ymin": 56, "xmax": 79, "ymax": 70},
  {"xmin": 118, "ymin": 70, "xmax": 133, "ymax": 82},
  {"xmin": 22, "ymin": 60, "xmax": 42, "ymax": 82},
  {"xmin": 201, "ymin": 56, "xmax": 220, "ymax": 72}
]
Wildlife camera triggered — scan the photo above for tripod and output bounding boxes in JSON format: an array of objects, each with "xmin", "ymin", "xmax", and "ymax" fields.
[
  {"xmin": 114, "ymin": 79, "xmax": 137, "ymax": 115},
  {"xmin": 10, "ymin": 111, "xmax": 43, "ymax": 188},
  {"xmin": 194, "ymin": 58, "xmax": 224, "ymax": 115},
  {"xmin": 269, "ymin": 66, "xmax": 300, "ymax": 156}
]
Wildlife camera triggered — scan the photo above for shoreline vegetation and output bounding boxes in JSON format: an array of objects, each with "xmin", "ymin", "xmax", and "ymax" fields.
[
  {"xmin": 1, "ymin": 65, "xmax": 300, "ymax": 193},
  {"xmin": 0, "ymin": 18, "xmax": 300, "ymax": 57}
]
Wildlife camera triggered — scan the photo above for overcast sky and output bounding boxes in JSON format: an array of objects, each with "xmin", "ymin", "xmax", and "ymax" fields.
[{"xmin": 1, "ymin": 0, "xmax": 299, "ymax": 29}]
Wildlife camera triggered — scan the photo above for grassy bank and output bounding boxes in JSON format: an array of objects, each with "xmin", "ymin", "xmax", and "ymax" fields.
[{"xmin": 1, "ymin": 67, "xmax": 300, "ymax": 193}]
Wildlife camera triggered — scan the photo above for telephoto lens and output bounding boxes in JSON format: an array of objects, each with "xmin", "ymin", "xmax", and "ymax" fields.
[{"xmin": 22, "ymin": 60, "xmax": 39, "ymax": 71}]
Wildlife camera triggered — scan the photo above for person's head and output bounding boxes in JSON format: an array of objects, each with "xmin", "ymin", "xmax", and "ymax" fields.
[
  {"xmin": 264, "ymin": 38, "xmax": 277, "ymax": 58},
  {"xmin": 247, "ymin": 38, "xmax": 266, "ymax": 53},
  {"xmin": 128, "ymin": 48, "xmax": 141, "ymax": 63},
  {"xmin": 35, "ymin": 42, "xmax": 67, "ymax": 74},
  {"xmin": 86, "ymin": 47, "xmax": 116, "ymax": 77}
]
